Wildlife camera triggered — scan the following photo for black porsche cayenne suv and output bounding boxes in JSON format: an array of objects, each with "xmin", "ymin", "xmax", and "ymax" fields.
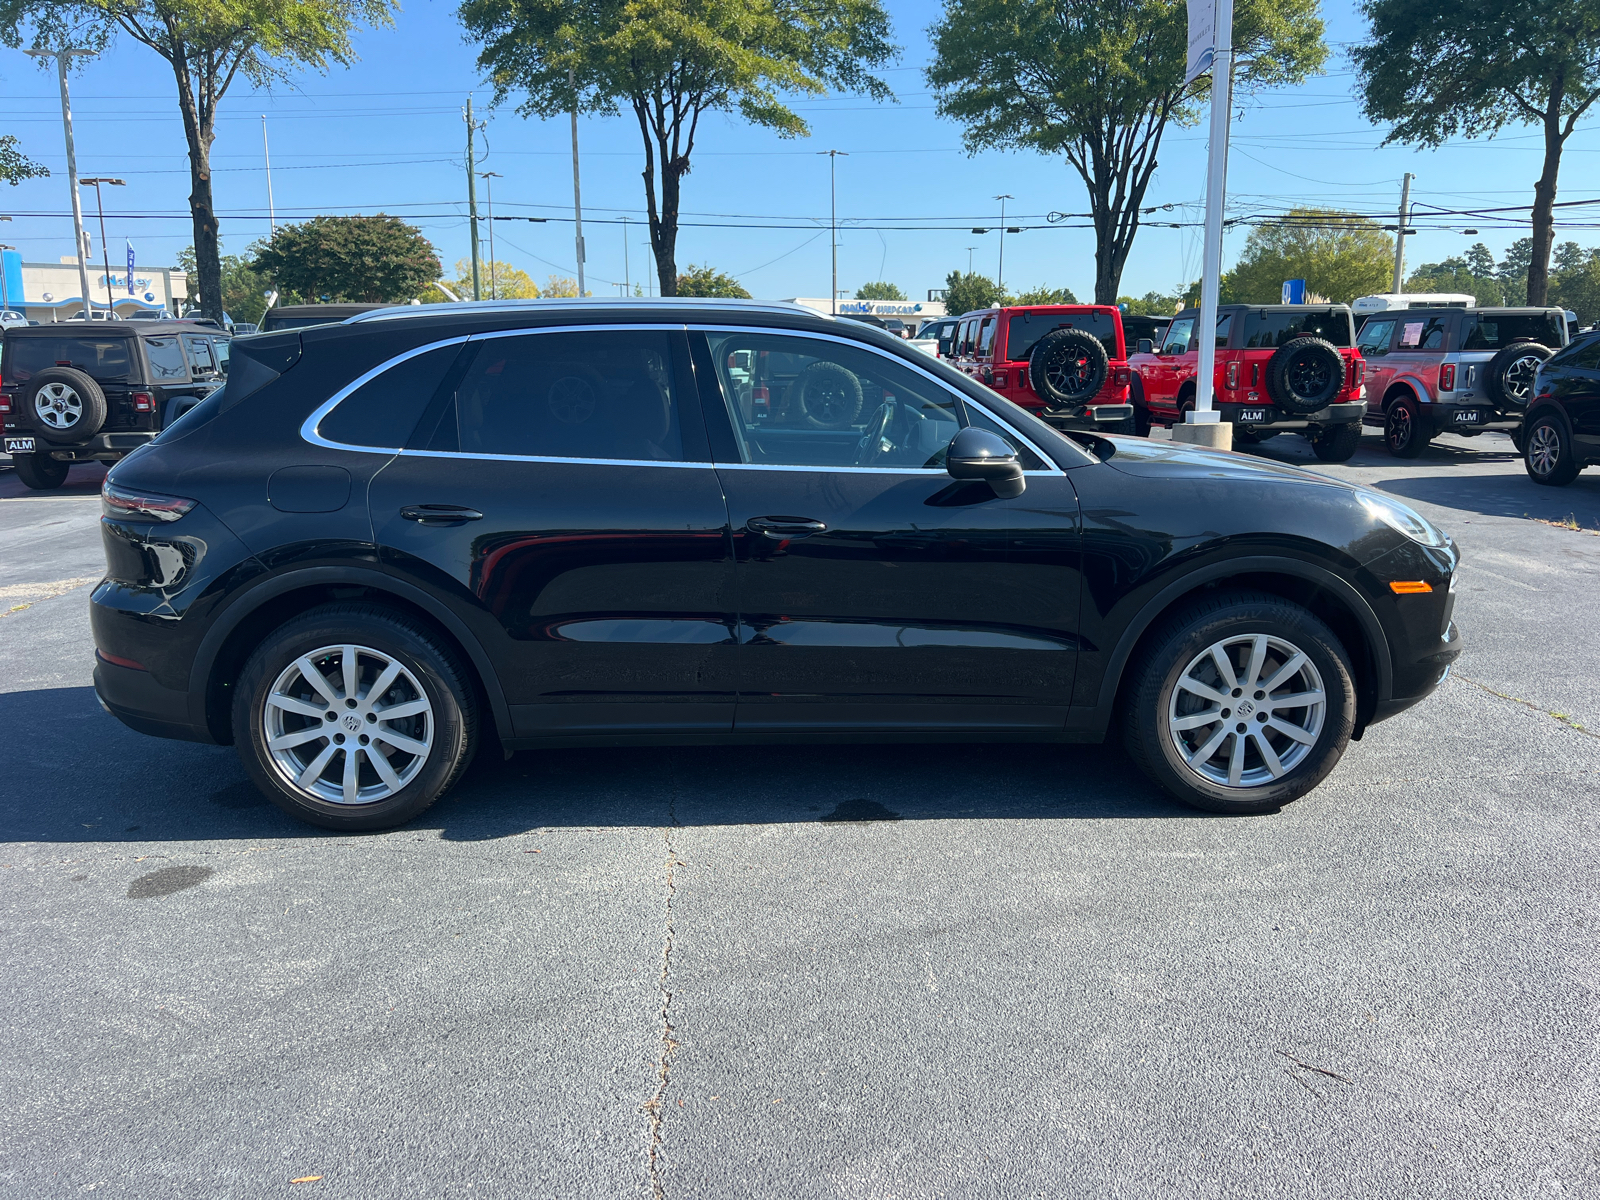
[{"xmin": 91, "ymin": 300, "xmax": 1462, "ymax": 830}]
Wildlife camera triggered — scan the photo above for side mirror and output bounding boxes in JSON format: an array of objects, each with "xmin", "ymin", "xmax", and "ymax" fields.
[
  {"xmin": 946, "ymin": 426, "xmax": 1025, "ymax": 498},
  {"xmin": 1137, "ymin": 338, "xmax": 1154, "ymax": 354},
  {"xmin": 937, "ymin": 337, "xmax": 953, "ymax": 357}
]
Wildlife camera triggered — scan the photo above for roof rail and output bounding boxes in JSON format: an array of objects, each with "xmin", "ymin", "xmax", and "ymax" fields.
[{"xmin": 345, "ymin": 297, "xmax": 824, "ymax": 324}]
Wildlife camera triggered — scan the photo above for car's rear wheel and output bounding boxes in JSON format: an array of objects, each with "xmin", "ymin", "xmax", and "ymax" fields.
[
  {"xmin": 1123, "ymin": 592, "xmax": 1355, "ymax": 815},
  {"xmin": 233, "ymin": 604, "xmax": 478, "ymax": 831},
  {"xmin": 1524, "ymin": 413, "xmax": 1580, "ymax": 487},
  {"xmin": 1310, "ymin": 422, "xmax": 1361, "ymax": 462},
  {"xmin": 1384, "ymin": 396, "xmax": 1428, "ymax": 457},
  {"xmin": 12, "ymin": 453, "xmax": 70, "ymax": 490}
]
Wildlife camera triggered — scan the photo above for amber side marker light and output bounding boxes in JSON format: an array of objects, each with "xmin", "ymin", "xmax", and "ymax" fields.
[{"xmin": 1388, "ymin": 581, "xmax": 1434, "ymax": 594}]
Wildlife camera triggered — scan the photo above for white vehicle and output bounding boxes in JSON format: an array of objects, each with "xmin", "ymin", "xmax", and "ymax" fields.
[
  {"xmin": 1353, "ymin": 292, "xmax": 1475, "ymax": 316},
  {"xmin": 0, "ymin": 310, "xmax": 27, "ymax": 329},
  {"xmin": 908, "ymin": 317, "xmax": 960, "ymax": 358}
]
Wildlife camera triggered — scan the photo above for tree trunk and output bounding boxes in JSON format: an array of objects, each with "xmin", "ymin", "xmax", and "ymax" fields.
[
  {"xmin": 172, "ymin": 60, "xmax": 222, "ymax": 323},
  {"xmin": 1077, "ymin": 118, "xmax": 1167, "ymax": 305},
  {"xmin": 1527, "ymin": 94, "xmax": 1564, "ymax": 308},
  {"xmin": 654, "ymin": 163, "xmax": 682, "ymax": 297}
]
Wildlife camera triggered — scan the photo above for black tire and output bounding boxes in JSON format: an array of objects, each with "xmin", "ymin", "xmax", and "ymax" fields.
[
  {"xmin": 1310, "ymin": 422, "xmax": 1361, "ymax": 463},
  {"xmin": 1484, "ymin": 341, "xmax": 1552, "ymax": 409},
  {"xmin": 1109, "ymin": 415, "xmax": 1137, "ymax": 435},
  {"xmin": 232, "ymin": 603, "xmax": 479, "ymax": 831},
  {"xmin": 1523, "ymin": 412, "xmax": 1581, "ymax": 487},
  {"xmin": 1232, "ymin": 428, "xmax": 1280, "ymax": 446},
  {"xmin": 1122, "ymin": 591, "xmax": 1356, "ymax": 815},
  {"xmin": 1130, "ymin": 376, "xmax": 1153, "ymax": 436},
  {"xmin": 790, "ymin": 361, "xmax": 864, "ymax": 430},
  {"xmin": 24, "ymin": 367, "xmax": 108, "ymax": 444},
  {"xmin": 1264, "ymin": 337, "xmax": 1344, "ymax": 414},
  {"xmin": 12, "ymin": 453, "xmax": 70, "ymax": 490},
  {"xmin": 1028, "ymin": 328, "xmax": 1109, "ymax": 406},
  {"xmin": 1384, "ymin": 395, "xmax": 1429, "ymax": 458}
]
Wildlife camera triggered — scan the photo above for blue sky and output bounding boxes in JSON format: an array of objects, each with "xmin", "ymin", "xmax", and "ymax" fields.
[{"xmin": 4, "ymin": 0, "xmax": 1596, "ymax": 302}]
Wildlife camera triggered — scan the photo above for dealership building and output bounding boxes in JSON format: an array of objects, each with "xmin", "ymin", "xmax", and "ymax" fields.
[
  {"xmin": 0, "ymin": 249, "xmax": 188, "ymax": 322},
  {"xmin": 784, "ymin": 297, "xmax": 947, "ymax": 330}
]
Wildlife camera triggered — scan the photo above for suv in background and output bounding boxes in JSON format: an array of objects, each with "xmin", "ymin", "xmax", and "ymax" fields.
[
  {"xmin": 1, "ymin": 320, "xmax": 230, "ymax": 489},
  {"xmin": 1356, "ymin": 306, "xmax": 1567, "ymax": 457},
  {"xmin": 911, "ymin": 317, "xmax": 960, "ymax": 358},
  {"xmin": 259, "ymin": 303, "xmax": 391, "ymax": 331},
  {"xmin": 1513, "ymin": 328, "xmax": 1600, "ymax": 486},
  {"xmin": 953, "ymin": 304, "xmax": 1135, "ymax": 432},
  {"xmin": 1127, "ymin": 304, "xmax": 1366, "ymax": 461}
]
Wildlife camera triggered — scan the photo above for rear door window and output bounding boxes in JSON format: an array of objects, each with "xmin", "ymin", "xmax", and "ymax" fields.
[
  {"xmin": 183, "ymin": 334, "xmax": 218, "ymax": 376},
  {"xmin": 5, "ymin": 336, "xmax": 133, "ymax": 382},
  {"xmin": 1242, "ymin": 309, "xmax": 1354, "ymax": 348},
  {"xmin": 211, "ymin": 337, "xmax": 231, "ymax": 376},
  {"xmin": 1459, "ymin": 313, "xmax": 1565, "ymax": 350},
  {"xmin": 1356, "ymin": 318, "xmax": 1396, "ymax": 357},
  {"xmin": 144, "ymin": 336, "xmax": 189, "ymax": 381},
  {"xmin": 1397, "ymin": 317, "xmax": 1448, "ymax": 351},
  {"xmin": 1006, "ymin": 312, "xmax": 1120, "ymax": 362}
]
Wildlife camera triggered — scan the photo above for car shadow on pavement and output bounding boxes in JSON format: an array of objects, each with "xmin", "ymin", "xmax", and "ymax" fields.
[{"xmin": 2, "ymin": 687, "xmax": 1204, "ymax": 845}]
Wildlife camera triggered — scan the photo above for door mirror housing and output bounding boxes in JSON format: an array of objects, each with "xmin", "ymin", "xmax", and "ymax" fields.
[
  {"xmin": 946, "ymin": 426, "xmax": 1025, "ymax": 498},
  {"xmin": 1137, "ymin": 338, "xmax": 1154, "ymax": 355},
  {"xmin": 937, "ymin": 337, "xmax": 954, "ymax": 357}
]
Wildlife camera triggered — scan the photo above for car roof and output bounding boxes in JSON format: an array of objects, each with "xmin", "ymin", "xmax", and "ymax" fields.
[
  {"xmin": 4, "ymin": 319, "xmax": 223, "ymax": 336},
  {"xmin": 268, "ymin": 303, "xmax": 388, "ymax": 318},
  {"xmin": 344, "ymin": 297, "xmax": 818, "ymax": 325}
]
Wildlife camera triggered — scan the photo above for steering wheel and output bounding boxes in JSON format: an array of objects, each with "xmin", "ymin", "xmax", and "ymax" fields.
[{"xmin": 854, "ymin": 400, "xmax": 897, "ymax": 466}]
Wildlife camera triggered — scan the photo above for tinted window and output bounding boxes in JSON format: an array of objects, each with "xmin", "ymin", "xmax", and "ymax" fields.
[
  {"xmin": 212, "ymin": 337, "xmax": 231, "ymax": 376},
  {"xmin": 184, "ymin": 334, "xmax": 217, "ymax": 375},
  {"xmin": 1162, "ymin": 318, "xmax": 1195, "ymax": 355},
  {"xmin": 429, "ymin": 331, "xmax": 683, "ymax": 462},
  {"xmin": 144, "ymin": 336, "xmax": 189, "ymax": 381},
  {"xmin": 958, "ymin": 319, "xmax": 976, "ymax": 356},
  {"xmin": 1555, "ymin": 334, "xmax": 1600, "ymax": 370},
  {"xmin": 1398, "ymin": 316, "xmax": 1448, "ymax": 351},
  {"xmin": 1214, "ymin": 313, "xmax": 1233, "ymax": 347},
  {"xmin": 1356, "ymin": 318, "xmax": 1396, "ymax": 356},
  {"xmin": 1460, "ymin": 313, "xmax": 1565, "ymax": 351},
  {"xmin": 1242, "ymin": 309, "xmax": 1354, "ymax": 348},
  {"xmin": 321, "ymin": 343, "xmax": 464, "ymax": 450},
  {"xmin": 1006, "ymin": 312, "xmax": 1119, "ymax": 362},
  {"xmin": 978, "ymin": 317, "xmax": 996, "ymax": 356},
  {"xmin": 703, "ymin": 331, "xmax": 967, "ymax": 469},
  {"xmin": 5, "ymin": 336, "xmax": 132, "ymax": 382}
]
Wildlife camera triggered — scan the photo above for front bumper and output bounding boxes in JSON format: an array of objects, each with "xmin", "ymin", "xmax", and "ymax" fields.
[{"xmin": 1218, "ymin": 399, "xmax": 1366, "ymax": 430}]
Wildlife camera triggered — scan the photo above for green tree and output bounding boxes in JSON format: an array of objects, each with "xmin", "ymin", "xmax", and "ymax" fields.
[
  {"xmin": 252, "ymin": 215, "xmax": 441, "ymax": 303},
  {"xmin": 448, "ymin": 256, "xmax": 541, "ymax": 299},
  {"xmin": 1354, "ymin": 0, "xmax": 1600, "ymax": 307},
  {"xmin": 179, "ymin": 245, "xmax": 279, "ymax": 322},
  {"xmin": 1406, "ymin": 255, "xmax": 1502, "ymax": 305},
  {"xmin": 462, "ymin": 0, "xmax": 896, "ymax": 297},
  {"xmin": 1466, "ymin": 242, "xmax": 1497, "ymax": 279},
  {"xmin": 676, "ymin": 264, "xmax": 751, "ymax": 298},
  {"xmin": 855, "ymin": 281, "xmax": 906, "ymax": 300},
  {"xmin": 1551, "ymin": 246, "xmax": 1600, "ymax": 324},
  {"xmin": 1117, "ymin": 289, "xmax": 1180, "ymax": 315},
  {"xmin": 929, "ymin": 0, "xmax": 1325, "ymax": 303},
  {"xmin": 3, "ymin": 0, "xmax": 395, "ymax": 324},
  {"xmin": 1219, "ymin": 209, "xmax": 1393, "ymax": 305},
  {"xmin": 1500, "ymin": 238, "xmax": 1534, "ymax": 305},
  {"xmin": 0, "ymin": 134, "xmax": 47, "ymax": 184},
  {"xmin": 1012, "ymin": 284, "xmax": 1078, "ymax": 304},
  {"xmin": 943, "ymin": 270, "xmax": 1003, "ymax": 314}
]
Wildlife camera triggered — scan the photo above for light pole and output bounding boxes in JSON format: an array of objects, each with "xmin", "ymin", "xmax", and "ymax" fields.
[
  {"xmin": 479, "ymin": 171, "xmax": 501, "ymax": 299},
  {"xmin": 818, "ymin": 150, "xmax": 848, "ymax": 314},
  {"xmin": 27, "ymin": 48, "xmax": 95, "ymax": 320},
  {"xmin": 569, "ymin": 67, "xmax": 586, "ymax": 297},
  {"xmin": 966, "ymin": 246, "xmax": 976, "ymax": 276},
  {"xmin": 261, "ymin": 116, "xmax": 277, "ymax": 237},
  {"xmin": 80, "ymin": 178, "xmax": 125, "ymax": 318},
  {"xmin": 0, "ymin": 235, "xmax": 13, "ymax": 315},
  {"xmin": 994, "ymin": 195, "xmax": 1014, "ymax": 295}
]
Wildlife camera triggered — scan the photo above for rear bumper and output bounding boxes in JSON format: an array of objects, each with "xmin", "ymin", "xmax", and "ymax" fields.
[
  {"xmin": 20, "ymin": 431, "xmax": 157, "ymax": 461},
  {"xmin": 1038, "ymin": 403, "xmax": 1134, "ymax": 430},
  {"xmin": 1219, "ymin": 399, "xmax": 1366, "ymax": 429},
  {"xmin": 93, "ymin": 654, "xmax": 217, "ymax": 744},
  {"xmin": 1426, "ymin": 402, "xmax": 1521, "ymax": 432}
]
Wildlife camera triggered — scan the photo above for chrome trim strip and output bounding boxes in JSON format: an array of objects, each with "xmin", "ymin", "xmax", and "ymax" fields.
[
  {"xmin": 396, "ymin": 448, "xmax": 714, "ymax": 470},
  {"xmin": 688, "ymin": 323, "xmax": 1066, "ymax": 475},
  {"xmin": 347, "ymin": 298, "xmax": 822, "ymax": 324}
]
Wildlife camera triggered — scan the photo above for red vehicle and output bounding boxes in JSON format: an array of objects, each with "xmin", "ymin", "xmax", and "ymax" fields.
[
  {"xmin": 1126, "ymin": 304, "xmax": 1367, "ymax": 461},
  {"xmin": 952, "ymin": 304, "xmax": 1136, "ymax": 432}
]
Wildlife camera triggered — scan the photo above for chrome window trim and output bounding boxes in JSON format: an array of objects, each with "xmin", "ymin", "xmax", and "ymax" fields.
[
  {"xmin": 346, "ymin": 298, "xmax": 822, "ymax": 325},
  {"xmin": 690, "ymin": 323, "xmax": 1065, "ymax": 475}
]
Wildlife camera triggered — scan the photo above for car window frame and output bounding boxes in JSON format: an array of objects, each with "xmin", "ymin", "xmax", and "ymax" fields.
[
  {"xmin": 1162, "ymin": 318, "xmax": 1196, "ymax": 356},
  {"xmin": 1356, "ymin": 317, "xmax": 1397, "ymax": 358}
]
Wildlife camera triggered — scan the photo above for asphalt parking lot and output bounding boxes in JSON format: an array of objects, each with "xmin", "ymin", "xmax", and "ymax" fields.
[{"xmin": 2, "ymin": 428, "xmax": 1596, "ymax": 1199}]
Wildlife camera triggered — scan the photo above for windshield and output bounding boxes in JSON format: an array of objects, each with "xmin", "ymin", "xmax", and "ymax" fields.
[
  {"xmin": 4, "ymin": 336, "xmax": 132, "ymax": 382},
  {"xmin": 1460, "ymin": 313, "xmax": 1564, "ymax": 350},
  {"xmin": 1006, "ymin": 312, "xmax": 1120, "ymax": 362}
]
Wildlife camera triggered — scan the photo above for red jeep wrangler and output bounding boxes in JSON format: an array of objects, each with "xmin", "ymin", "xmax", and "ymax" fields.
[
  {"xmin": 952, "ymin": 304, "xmax": 1136, "ymax": 432},
  {"xmin": 1126, "ymin": 304, "xmax": 1368, "ymax": 461}
]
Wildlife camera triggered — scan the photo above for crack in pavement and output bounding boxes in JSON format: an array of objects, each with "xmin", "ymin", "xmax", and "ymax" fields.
[
  {"xmin": 643, "ymin": 780, "xmax": 684, "ymax": 1199},
  {"xmin": 1454, "ymin": 672, "xmax": 1600, "ymax": 740}
]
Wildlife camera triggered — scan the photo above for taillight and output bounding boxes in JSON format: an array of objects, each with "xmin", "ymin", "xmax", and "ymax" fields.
[
  {"xmin": 993, "ymin": 372, "xmax": 1008, "ymax": 388},
  {"xmin": 751, "ymin": 385, "xmax": 770, "ymax": 420},
  {"xmin": 102, "ymin": 481, "xmax": 195, "ymax": 523},
  {"xmin": 132, "ymin": 392, "xmax": 154, "ymax": 412},
  {"xmin": 1439, "ymin": 364, "xmax": 1456, "ymax": 391},
  {"xmin": 1352, "ymin": 359, "xmax": 1365, "ymax": 387},
  {"xmin": 0, "ymin": 394, "xmax": 10, "ymax": 415},
  {"xmin": 1225, "ymin": 361, "xmax": 1239, "ymax": 389},
  {"xmin": 1113, "ymin": 366, "xmax": 1131, "ymax": 385}
]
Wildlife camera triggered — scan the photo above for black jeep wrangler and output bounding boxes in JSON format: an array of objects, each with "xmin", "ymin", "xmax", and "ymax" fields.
[{"xmin": 2, "ymin": 320, "xmax": 230, "ymax": 489}]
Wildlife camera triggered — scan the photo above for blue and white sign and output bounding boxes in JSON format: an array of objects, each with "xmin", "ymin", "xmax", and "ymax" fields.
[
  {"xmin": 1281, "ymin": 278, "xmax": 1307, "ymax": 304},
  {"xmin": 1186, "ymin": 0, "xmax": 1215, "ymax": 84},
  {"xmin": 126, "ymin": 241, "xmax": 136, "ymax": 295}
]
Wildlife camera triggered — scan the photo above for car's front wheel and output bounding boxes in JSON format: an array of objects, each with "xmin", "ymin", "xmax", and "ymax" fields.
[
  {"xmin": 233, "ymin": 603, "xmax": 479, "ymax": 831},
  {"xmin": 1123, "ymin": 592, "xmax": 1356, "ymax": 814},
  {"xmin": 1524, "ymin": 412, "xmax": 1581, "ymax": 487}
]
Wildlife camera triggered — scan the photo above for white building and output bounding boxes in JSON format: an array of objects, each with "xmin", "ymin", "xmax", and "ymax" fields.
[
  {"xmin": 784, "ymin": 297, "xmax": 947, "ymax": 331},
  {"xmin": 0, "ymin": 250, "xmax": 188, "ymax": 322}
]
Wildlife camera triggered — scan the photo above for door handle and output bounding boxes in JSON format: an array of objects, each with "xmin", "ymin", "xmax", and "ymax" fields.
[
  {"xmin": 746, "ymin": 515, "xmax": 827, "ymax": 539},
  {"xmin": 401, "ymin": 504, "xmax": 483, "ymax": 525}
]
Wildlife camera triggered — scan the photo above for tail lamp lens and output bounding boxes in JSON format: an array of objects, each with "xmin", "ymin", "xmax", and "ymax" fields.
[
  {"xmin": 132, "ymin": 392, "xmax": 154, "ymax": 412},
  {"xmin": 1113, "ymin": 366, "xmax": 1131, "ymax": 385},
  {"xmin": 0, "ymin": 395, "xmax": 10, "ymax": 414},
  {"xmin": 1439, "ymin": 364, "xmax": 1456, "ymax": 391},
  {"xmin": 993, "ymin": 372, "xmax": 1008, "ymax": 388},
  {"xmin": 1352, "ymin": 359, "xmax": 1365, "ymax": 386},
  {"xmin": 102, "ymin": 481, "xmax": 195, "ymax": 523},
  {"xmin": 1225, "ymin": 361, "xmax": 1239, "ymax": 389}
]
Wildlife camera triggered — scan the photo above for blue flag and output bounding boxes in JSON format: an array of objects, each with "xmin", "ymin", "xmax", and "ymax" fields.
[{"xmin": 126, "ymin": 241, "xmax": 135, "ymax": 294}]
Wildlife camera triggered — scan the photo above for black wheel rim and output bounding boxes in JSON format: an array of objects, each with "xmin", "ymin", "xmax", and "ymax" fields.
[
  {"xmin": 1387, "ymin": 406, "xmax": 1411, "ymax": 450},
  {"xmin": 806, "ymin": 379, "xmax": 851, "ymax": 423},
  {"xmin": 1044, "ymin": 347, "xmax": 1095, "ymax": 396},
  {"xmin": 1287, "ymin": 353, "xmax": 1333, "ymax": 399}
]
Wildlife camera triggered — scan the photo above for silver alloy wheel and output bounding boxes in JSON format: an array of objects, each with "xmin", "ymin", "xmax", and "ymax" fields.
[
  {"xmin": 33, "ymin": 382, "xmax": 83, "ymax": 430},
  {"xmin": 1527, "ymin": 422, "xmax": 1561, "ymax": 476},
  {"xmin": 1167, "ymin": 633, "xmax": 1326, "ymax": 788},
  {"xmin": 262, "ymin": 643, "xmax": 433, "ymax": 806},
  {"xmin": 1502, "ymin": 354, "xmax": 1543, "ymax": 402}
]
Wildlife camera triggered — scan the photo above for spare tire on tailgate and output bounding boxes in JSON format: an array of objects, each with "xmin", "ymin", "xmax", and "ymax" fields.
[
  {"xmin": 1265, "ymin": 336, "xmax": 1343, "ymax": 415},
  {"xmin": 1484, "ymin": 340, "xmax": 1552, "ymax": 408},
  {"xmin": 25, "ymin": 367, "xmax": 108, "ymax": 444},
  {"xmin": 1028, "ymin": 328, "xmax": 1109, "ymax": 407}
]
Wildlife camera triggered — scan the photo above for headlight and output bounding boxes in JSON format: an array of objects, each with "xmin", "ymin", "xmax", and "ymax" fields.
[{"xmin": 1358, "ymin": 491, "xmax": 1449, "ymax": 548}]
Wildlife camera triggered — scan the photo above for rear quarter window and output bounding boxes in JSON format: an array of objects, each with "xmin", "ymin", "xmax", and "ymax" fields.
[
  {"xmin": 1243, "ymin": 310, "xmax": 1354, "ymax": 348},
  {"xmin": 144, "ymin": 336, "xmax": 189, "ymax": 381},
  {"xmin": 317, "ymin": 342, "xmax": 466, "ymax": 450}
]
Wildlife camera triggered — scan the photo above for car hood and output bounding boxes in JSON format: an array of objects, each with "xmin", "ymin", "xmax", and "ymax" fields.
[{"xmin": 1099, "ymin": 435, "xmax": 1352, "ymax": 490}]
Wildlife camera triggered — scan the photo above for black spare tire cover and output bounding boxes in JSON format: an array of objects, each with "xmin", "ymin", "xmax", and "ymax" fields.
[
  {"xmin": 1028, "ymin": 328, "xmax": 1110, "ymax": 407},
  {"xmin": 790, "ymin": 360, "xmax": 865, "ymax": 429},
  {"xmin": 1264, "ymin": 336, "xmax": 1343, "ymax": 414},
  {"xmin": 1484, "ymin": 340, "xmax": 1552, "ymax": 408},
  {"xmin": 25, "ymin": 366, "xmax": 109, "ymax": 444}
]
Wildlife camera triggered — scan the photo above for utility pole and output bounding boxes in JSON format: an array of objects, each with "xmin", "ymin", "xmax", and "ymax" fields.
[
  {"xmin": 995, "ymin": 194, "xmax": 1013, "ymax": 294},
  {"xmin": 465, "ymin": 97, "xmax": 482, "ymax": 301},
  {"xmin": 80, "ymin": 178, "xmax": 125, "ymax": 318},
  {"xmin": 27, "ymin": 48, "xmax": 95, "ymax": 320},
  {"xmin": 0, "ymin": 225, "xmax": 14, "ymax": 315},
  {"xmin": 569, "ymin": 68, "xmax": 586, "ymax": 297},
  {"xmin": 1189, "ymin": 0, "xmax": 1233, "ymax": 435},
  {"xmin": 621, "ymin": 215, "xmax": 630, "ymax": 297},
  {"xmin": 1392, "ymin": 172, "xmax": 1415, "ymax": 293},
  {"xmin": 479, "ymin": 172, "xmax": 501, "ymax": 299},
  {"xmin": 262, "ymin": 116, "xmax": 277, "ymax": 237},
  {"xmin": 819, "ymin": 150, "xmax": 848, "ymax": 314},
  {"xmin": 966, "ymin": 246, "xmax": 976, "ymax": 276}
]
